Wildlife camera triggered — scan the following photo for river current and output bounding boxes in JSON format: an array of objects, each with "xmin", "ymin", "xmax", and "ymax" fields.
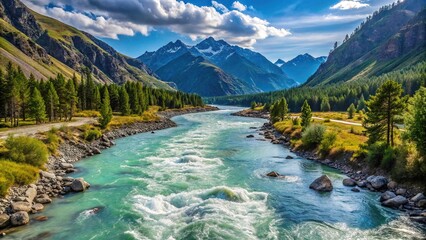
[{"xmin": 7, "ymin": 106, "xmax": 426, "ymax": 239}]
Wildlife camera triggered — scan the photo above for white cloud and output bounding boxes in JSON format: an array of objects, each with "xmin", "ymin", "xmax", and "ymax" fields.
[
  {"xmin": 330, "ymin": 0, "xmax": 369, "ymax": 10},
  {"xmin": 22, "ymin": 0, "xmax": 289, "ymax": 48},
  {"xmin": 232, "ymin": 1, "xmax": 247, "ymax": 11},
  {"xmin": 212, "ymin": 1, "xmax": 229, "ymax": 13}
]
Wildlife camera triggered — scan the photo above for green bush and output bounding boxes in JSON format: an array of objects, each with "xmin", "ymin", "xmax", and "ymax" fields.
[
  {"xmin": 320, "ymin": 131, "xmax": 337, "ymax": 153},
  {"xmin": 83, "ymin": 129, "xmax": 102, "ymax": 142},
  {"xmin": 366, "ymin": 142, "xmax": 388, "ymax": 167},
  {"xmin": 46, "ymin": 131, "xmax": 60, "ymax": 154},
  {"xmin": 5, "ymin": 136, "xmax": 48, "ymax": 167},
  {"xmin": 0, "ymin": 160, "xmax": 39, "ymax": 197},
  {"xmin": 292, "ymin": 117, "xmax": 300, "ymax": 126},
  {"xmin": 302, "ymin": 124, "xmax": 326, "ymax": 148},
  {"xmin": 381, "ymin": 147, "xmax": 396, "ymax": 170}
]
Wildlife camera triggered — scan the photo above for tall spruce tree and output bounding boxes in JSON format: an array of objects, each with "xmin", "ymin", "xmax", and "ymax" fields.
[
  {"xmin": 66, "ymin": 80, "xmax": 78, "ymax": 121},
  {"xmin": 363, "ymin": 80, "xmax": 405, "ymax": 146},
  {"xmin": 28, "ymin": 87, "xmax": 46, "ymax": 124},
  {"xmin": 405, "ymin": 87, "xmax": 426, "ymax": 158},
  {"xmin": 300, "ymin": 100, "xmax": 312, "ymax": 130},
  {"xmin": 120, "ymin": 88, "xmax": 131, "ymax": 116},
  {"xmin": 347, "ymin": 103, "xmax": 356, "ymax": 119},
  {"xmin": 279, "ymin": 98, "xmax": 289, "ymax": 120},
  {"xmin": 320, "ymin": 98, "xmax": 331, "ymax": 112},
  {"xmin": 45, "ymin": 82, "xmax": 59, "ymax": 122},
  {"xmin": 99, "ymin": 87, "xmax": 113, "ymax": 129}
]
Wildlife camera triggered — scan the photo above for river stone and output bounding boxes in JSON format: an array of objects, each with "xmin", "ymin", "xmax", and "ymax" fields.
[
  {"xmin": 71, "ymin": 178, "xmax": 90, "ymax": 192},
  {"xmin": 11, "ymin": 202, "xmax": 32, "ymax": 212},
  {"xmin": 246, "ymin": 135, "xmax": 254, "ymax": 138},
  {"xmin": 380, "ymin": 191, "xmax": 396, "ymax": 202},
  {"xmin": 351, "ymin": 187, "xmax": 360, "ymax": 192},
  {"xmin": 417, "ymin": 199, "xmax": 426, "ymax": 208},
  {"xmin": 40, "ymin": 171, "xmax": 56, "ymax": 179},
  {"xmin": 387, "ymin": 181, "xmax": 398, "ymax": 189},
  {"xmin": 10, "ymin": 212, "xmax": 29, "ymax": 226},
  {"xmin": 366, "ymin": 176, "xmax": 388, "ymax": 189},
  {"xmin": 266, "ymin": 171, "xmax": 280, "ymax": 177},
  {"xmin": 356, "ymin": 180, "xmax": 367, "ymax": 188},
  {"xmin": 411, "ymin": 193, "xmax": 425, "ymax": 202},
  {"xmin": 309, "ymin": 175, "xmax": 333, "ymax": 192},
  {"xmin": 396, "ymin": 188, "xmax": 407, "ymax": 195},
  {"xmin": 25, "ymin": 187, "xmax": 37, "ymax": 203},
  {"xmin": 0, "ymin": 214, "xmax": 10, "ymax": 228},
  {"xmin": 34, "ymin": 216, "xmax": 48, "ymax": 222},
  {"xmin": 35, "ymin": 194, "xmax": 52, "ymax": 204},
  {"xmin": 32, "ymin": 203, "xmax": 44, "ymax": 212},
  {"xmin": 60, "ymin": 162, "xmax": 74, "ymax": 169},
  {"xmin": 285, "ymin": 155, "xmax": 294, "ymax": 159},
  {"xmin": 343, "ymin": 178, "xmax": 356, "ymax": 187},
  {"xmin": 382, "ymin": 196, "xmax": 408, "ymax": 208}
]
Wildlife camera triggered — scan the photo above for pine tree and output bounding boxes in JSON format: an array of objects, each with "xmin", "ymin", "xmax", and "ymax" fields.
[
  {"xmin": 120, "ymin": 88, "xmax": 130, "ymax": 116},
  {"xmin": 347, "ymin": 103, "xmax": 356, "ymax": 119},
  {"xmin": 405, "ymin": 87, "xmax": 426, "ymax": 158},
  {"xmin": 357, "ymin": 95, "xmax": 366, "ymax": 111},
  {"xmin": 66, "ymin": 80, "xmax": 78, "ymax": 121},
  {"xmin": 99, "ymin": 87, "xmax": 113, "ymax": 129},
  {"xmin": 363, "ymin": 80, "xmax": 405, "ymax": 146},
  {"xmin": 251, "ymin": 101, "xmax": 256, "ymax": 110},
  {"xmin": 279, "ymin": 98, "xmax": 289, "ymax": 120},
  {"xmin": 320, "ymin": 98, "xmax": 331, "ymax": 112},
  {"xmin": 300, "ymin": 100, "xmax": 312, "ymax": 130},
  {"xmin": 45, "ymin": 82, "xmax": 59, "ymax": 122},
  {"xmin": 28, "ymin": 87, "xmax": 46, "ymax": 124},
  {"xmin": 93, "ymin": 86, "xmax": 101, "ymax": 111}
]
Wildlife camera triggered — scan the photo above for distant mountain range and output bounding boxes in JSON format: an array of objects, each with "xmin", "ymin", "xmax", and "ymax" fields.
[
  {"xmin": 0, "ymin": 0, "xmax": 171, "ymax": 89},
  {"xmin": 306, "ymin": 0, "xmax": 426, "ymax": 86},
  {"xmin": 274, "ymin": 54, "xmax": 327, "ymax": 84},
  {"xmin": 138, "ymin": 37, "xmax": 298, "ymax": 96}
]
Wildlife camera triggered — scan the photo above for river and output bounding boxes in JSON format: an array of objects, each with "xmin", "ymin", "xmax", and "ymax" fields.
[{"xmin": 6, "ymin": 106, "xmax": 426, "ymax": 239}]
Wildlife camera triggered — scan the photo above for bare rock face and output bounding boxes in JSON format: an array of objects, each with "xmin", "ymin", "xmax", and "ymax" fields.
[
  {"xmin": 10, "ymin": 211, "xmax": 29, "ymax": 226},
  {"xmin": 309, "ymin": 175, "xmax": 333, "ymax": 192}
]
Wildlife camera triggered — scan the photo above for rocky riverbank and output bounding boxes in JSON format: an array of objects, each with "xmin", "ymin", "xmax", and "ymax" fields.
[
  {"xmin": 0, "ymin": 106, "xmax": 218, "ymax": 235},
  {"xmin": 257, "ymin": 121, "xmax": 426, "ymax": 224},
  {"xmin": 231, "ymin": 109, "xmax": 269, "ymax": 119}
]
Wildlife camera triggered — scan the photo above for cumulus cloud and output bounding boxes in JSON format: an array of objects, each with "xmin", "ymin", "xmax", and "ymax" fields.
[
  {"xmin": 232, "ymin": 1, "xmax": 247, "ymax": 11},
  {"xmin": 212, "ymin": 1, "xmax": 229, "ymax": 13},
  {"xmin": 22, "ymin": 0, "xmax": 289, "ymax": 47},
  {"xmin": 330, "ymin": 0, "xmax": 369, "ymax": 10}
]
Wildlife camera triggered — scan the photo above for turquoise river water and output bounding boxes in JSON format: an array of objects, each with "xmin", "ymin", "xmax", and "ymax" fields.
[{"xmin": 6, "ymin": 106, "xmax": 426, "ymax": 240}]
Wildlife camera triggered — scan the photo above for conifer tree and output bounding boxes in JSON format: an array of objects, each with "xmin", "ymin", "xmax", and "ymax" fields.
[
  {"xmin": 405, "ymin": 87, "xmax": 426, "ymax": 158},
  {"xmin": 28, "ymin": 87, "xmax": 46, "ymax": 124},
  {"xmin": 99, "ymin": 87, "xmax": 113, "ymax": 129},
  {"xmin": 93, "ymin": 86, "xmax": 101, "ymax": 111},
  {"xmin": 357, "ymin": 95, "xmax": 366, "ymax": 111},
  {"xmin": 45, "ymin": 82, "xmax": 59, "ymax": 122},
  {"xmin": 320, "ymin": 98, "xmax": 331, "ymax": 112},
  {"xmin": 66, "ymin": 80, "xmax": 78, "ymax": 120},
  {"xmin": 300, "ymin": 100, "xmax": 312, "ymax": 130},
  {"xmin": 279, "ymin": 98, "xmax": 289, "ymax": 120},
  {"xmin": 120, "ymin": 88, "xmax": 130, "ymax": 116},
  {"xmin": 364, "ymin": 80, "xmax": 405, "ymax": 146},
  {"xmin": 347, "ymin": 103, "xmax": 356, "ymax": 119}
]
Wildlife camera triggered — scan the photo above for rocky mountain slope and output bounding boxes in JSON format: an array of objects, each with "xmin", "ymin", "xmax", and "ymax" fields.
[
  {"xmin": 276, "ymin": 54, "xmax": 326, "ymax": 84},
  {"xmin": 138, "ymin": 37, "xmax": 297, "ymax": 96},
  {"xmin": 0, "ymin": 0, "xmax": 170, "ymax": 89},
  {"xmin": 306, "ymin": 0, "xmax": 426, "ymax": 86}
]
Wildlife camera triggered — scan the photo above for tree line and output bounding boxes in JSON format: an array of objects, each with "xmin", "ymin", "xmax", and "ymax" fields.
[
  {"xmin": 207, "ymin": 61, "xmax": 425, "ymax": 112},
  {"xmin": 0, "ymin": 63, "xmax": 204, "ymax": 127}
]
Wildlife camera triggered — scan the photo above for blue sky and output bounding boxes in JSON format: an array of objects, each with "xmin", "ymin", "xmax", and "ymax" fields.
[{"xmin": 24, "ymin": 0, "xmax": 395, "ymax": 61}]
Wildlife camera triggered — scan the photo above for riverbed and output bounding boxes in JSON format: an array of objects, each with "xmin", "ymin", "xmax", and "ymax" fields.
[{"xmin": 6, "ymin": 106, "xmax": 425, "ymax": 239}]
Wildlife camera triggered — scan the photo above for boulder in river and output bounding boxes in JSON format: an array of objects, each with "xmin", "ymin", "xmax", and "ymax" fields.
[
  {"xmin": 380, "ymin": 191, "xmax": 396, "ymax": 202},
  {"xmin": 35, "ymin": 194, "xmax": 52, "ymax": 204},
  {"xmin": 71, "ymin": 178, "xmax": 90, "ymax": 192},
  {"xmin": 266, "ymin": 171, "xmax": 281, "ymax": 178},
  {"xmin": 0, "ymin": 214, "xmax": 10, "ymax": 228},
  {"xmin": 366, "ymin": 176, "xmax": 388, "ymax": 189},
  {"xmin": 382, "ymin": 196, "xmax": 408, "ymax": 208},
  {"xmin": 285, "ymin": 155, "xmax": 294, "ymax": 159},
  {"xmin": 309, "ymin": 175, "xmax": 333, "ymax": 192},
  {"xmin": 411, "ymin": 193, "xmax": 425, "ymax": 202},
  {"xmin": 34, "ymin": 216, "xmax": 48, "ymax": 222},
  {"xmin": 351, "ymin": 187, "xmax": 360, "ymax": 192},
  {"xmin": 32, "ymin": 203, "xmax": 44, "ymax": 212},
  {"xmin": 356, "ymin": 180, "xmax": 367, "ymax": 188},
  {"xmin": 246, "ymin": 135, "xmax": 254, "ymax": 138},
  {"xmin": 342, "ymin": 178, "xmax": 356, "ymax": 187},
  {"xmin": 10, "ymin": 212, "xmax": 29, "ymax": 226}
]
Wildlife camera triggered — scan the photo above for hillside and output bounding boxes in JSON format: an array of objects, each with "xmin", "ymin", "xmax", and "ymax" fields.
[
  {"xmin": 0, "ymin": 0, "xmax": 170, "ymax": 89},
  {"xmin": 306, "ymin": 0, "xmax": 426, "ymax": 86},
  {"xmin": 278, "ymin": 54, "xmax": 326, "ymax": 84},
  {"xmin": 156, "ymin": 53, "xmax": 252, "ymax": 97}
]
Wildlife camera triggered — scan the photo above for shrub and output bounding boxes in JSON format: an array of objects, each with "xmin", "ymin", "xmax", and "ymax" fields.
[
  {"xmin": 366, "ymin": 142, "xmax": 388, "ymax": 167},
  {"xmin": 83, "ymin": 129, "xmax": 102, "ymax": 142},
  {"xmin": 5, "ymin": 136, "xmax": 48, "ymax": 167},
  {"xmin": 302, "ymin": 124, "xmax": 326, "ymax": 148},
  {"xmin": 292, "ymin": 117, "xmax": 300, "ymax": 126},
  {"xmin": 320, "ymin": 131, "xmax": 337, "ymax": 153},
  {"xmin": 46, "ymin": 131, "xmax": 60, "ymax": 154},
  {"xmin": 324, "ymin": 118, "xmax": 331, "ymax": 123},
  {"xmin": 0, "ymin": 175, "xmax": 13, "ymax": 197},
  {"xmin": 0, "ymin": 160, "xmax": 39, "ymax": 196},
  {"xmin": 381, "ymin": 147, "xmax": 396, "ymax": 170}
]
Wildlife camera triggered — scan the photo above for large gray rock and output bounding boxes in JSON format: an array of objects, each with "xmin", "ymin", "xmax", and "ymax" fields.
[
  {"xmin": 417, "ymin": 199, "xmax": 426, "ymax": 208},
  {"xmin": 25, "ymin": 187, "xmax": 37, "ymax": 203},
  {"xmin": 71, "ymin": 178, "xmax": 90, "ymax": 192},
  {"xmin": 10, "ymin": 211, "xmax": 29, "ymax": 226},
  {"xmin": 309, "ymin": 175, "xmax": 333, "ymax": 192},
  {"xmin": 380, "ymin": 191, "xmax": 396, "ymax": 202},
  {"xmin": 387, "ymin": 181, "xmax": 398, "ymax": 189},
  {"xmin": 411, "ymin": 193, "xmax": 425, "ymax": 202},
  {"xmin": 396, "ymin": 188, "xmax": 407, "ymax": 195},
  {"xmin": 0, "ymin": 214, "xmax": 10, "ymax": 228},
  {"xmin": 60, "ymin": 162, "xmax": 74, "ymax": 169},
  {"xmin": 32, "ymin": 203, "xmax": 44, "ymax": 212},
  {"xmin": 366, "ymin": 176, "xmax": 388, "ymax": 189},
  {"xmin": 382, "ymin": 196, "xmax": 408, "ymax": 208},
  {"xmin": 342, "ymin": 178, "xmax": 356, "ymax": 187},
  {"xmin": 11, "ymin": 201, "xmax": 32, "ymax": 212},
  {"xmin": 35, "ymin": 194, "xmax": 52, "ymax": 204},
  {"xmin": 40, "ymin": 170, "xmax": 56, "ymax": 179}
]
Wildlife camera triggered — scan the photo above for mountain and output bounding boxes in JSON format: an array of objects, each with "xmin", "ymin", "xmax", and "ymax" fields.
[
  {"xmin": 274, "ymin": 59, "xmax": 286, "ymax": 68},
  {"xmin": 278, "ymin": 54, "xmax": 327, "ymax": 84},
  {"xmin": 138, "ymin": 37, "xmax": 297, "ymax": 95},
  {"xmin": 0, "ymin": 0, "xmax": 171, "ymax": 89},
  {"xmin": 306, "ymin": 0, "xmax": 426, "ymax": 86},
  {"xmin": 156, "ymin": 52, "xmax": 252, "ymax": 97}
]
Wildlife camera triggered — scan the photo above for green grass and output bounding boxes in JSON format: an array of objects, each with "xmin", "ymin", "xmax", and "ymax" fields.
[
  {"xmin": 0, "ymin": 160, "xmax": 39, "ymax": 197},
  {"xmin": 110, "ymin": 106, "xmax": 161, "ymax": 127}
]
